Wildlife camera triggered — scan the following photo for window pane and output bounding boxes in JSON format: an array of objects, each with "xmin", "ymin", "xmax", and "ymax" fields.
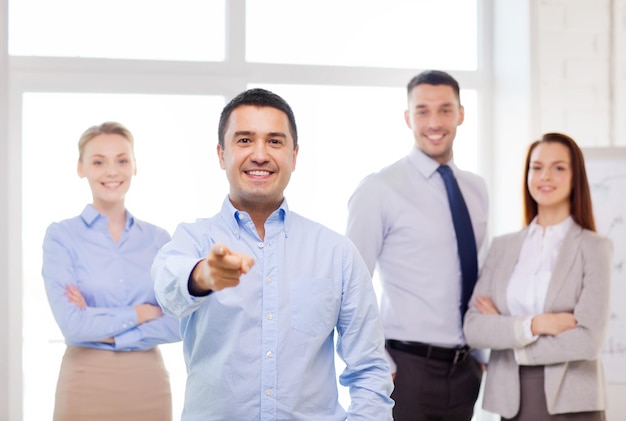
[
  {"xmin": 246, "ymin": 0, "xmax": 477, "ymax": 70},
  {"xmin": 22, "ymin": 92, "xmax": 226, "ymax": 421},
  {"xmin": 253, "ymin": 84, "xmax": 478, "ymax": 234},
  {"xmin": 9, "ymin": 0, "xmax": 225, "ymax": 61}
]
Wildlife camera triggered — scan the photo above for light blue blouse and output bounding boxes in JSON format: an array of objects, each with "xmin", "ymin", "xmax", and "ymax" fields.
[{"xmin": 42, "ymin": 204, "xmax": 180, "ymax": 350}]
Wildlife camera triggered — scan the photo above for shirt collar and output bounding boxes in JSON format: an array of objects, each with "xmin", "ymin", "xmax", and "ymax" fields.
[
  {"xmin": 527, "ymin": 215, "xmax": 574, "ymax": 239},
  {"xmin": 409, "ymin": 145, "xmax": 457, "ymax": 179},
  {"xmin": 80, "ymin": 204, "xmax": 134, "ymax": 230},
  {"xmin": 220, "ymin": 196, "xmax": 291, "ymax": 239}
]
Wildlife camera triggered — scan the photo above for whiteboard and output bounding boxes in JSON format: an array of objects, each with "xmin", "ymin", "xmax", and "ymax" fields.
[{"xmin": 585, "ymin": 147, "xmax": 626, "ymax": 383}]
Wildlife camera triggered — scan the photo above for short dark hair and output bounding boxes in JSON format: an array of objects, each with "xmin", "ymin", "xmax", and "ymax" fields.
[
  {"xmin": 522, "ymin": 132, "xmax": 596, "ymax": 231},
  {"xmin": 406, "ymin": 70, "xmax": 461, "ymax": 103},
  {"xmin": 218, "ymin": 88, "xmax": 298, "ymax": 149}
]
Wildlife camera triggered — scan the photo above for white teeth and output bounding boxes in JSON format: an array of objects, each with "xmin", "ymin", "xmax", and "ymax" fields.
[
  {"xmin": 427, "ymin": 134, "xmax": 444, "ymax": 140},
  {"xmin": 248, "ymin": 170, "xmax": 270, "ymax": 176}
]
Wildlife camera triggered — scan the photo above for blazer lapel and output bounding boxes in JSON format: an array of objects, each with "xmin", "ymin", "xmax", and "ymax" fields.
[
  {"xmin": 495, "ymin": 229, "xmax": 528, "ymax": 315},
  {"xmin": 543, "ymin": 224, "xmax": 582, "ymax": 311}
]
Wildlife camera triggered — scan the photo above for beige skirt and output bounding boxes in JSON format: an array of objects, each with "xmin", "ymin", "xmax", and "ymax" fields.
[{"xmin": 53, "ymin": 346, "xmax": 172, "ymax": 421}]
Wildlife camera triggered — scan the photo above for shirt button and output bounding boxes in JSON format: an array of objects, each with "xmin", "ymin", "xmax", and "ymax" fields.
[
  {"xmin": 266, "ymin": 351, "xmax": 273, "ymax": 358},
  {"xmin": 265, "ymin": 389, "xmax": 272, "ymax": 397},
  {"xmin": 267, "ymin": 313, "xmax": 273, "ymax": 320},
  {"xmin": 258, "ymin": 242, "xmax": 264, "ymax": 249},
  {"xmin": 267, "ymin": 277, "xmax": 272, "ymax": 283}
]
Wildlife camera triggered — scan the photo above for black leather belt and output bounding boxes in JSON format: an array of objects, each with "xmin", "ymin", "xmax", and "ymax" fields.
[{"xmin": 386, "ymin": 339, "xmax": 470, "ymax": 364}]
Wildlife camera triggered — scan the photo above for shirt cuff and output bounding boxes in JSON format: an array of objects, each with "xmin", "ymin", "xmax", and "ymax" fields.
[
  {"xmin": 514, "ymin": 316, "xmax": 539, "ymax": 365},
  {"xmin": 522, "ymin": 315, "xmax": 540, "ymax": 342},
  {"xmin": 114, "ymin": 327, "xmax": 142, "ymax": 350}
]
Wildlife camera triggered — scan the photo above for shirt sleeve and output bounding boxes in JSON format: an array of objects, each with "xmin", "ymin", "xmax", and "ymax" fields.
[
  {"xmin": 346, "ymin": 176, "xmax": 385, "ymax": 276},
  {"xmin": 42, "ymin": 223, "xmax": 144, "ymax": 343},
  {"xmin": 152, "ymin": 222, "xmax": 210, "ymax": 318},
  {"xmin": 336, "ymin": 241, "xmax": 394, "ymax": 421},
  {"xmin": 114, "ymin": 312, "xmax": 181, "ymax": 350}
]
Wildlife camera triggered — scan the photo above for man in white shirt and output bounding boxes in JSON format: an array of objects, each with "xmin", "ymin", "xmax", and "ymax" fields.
[{"xmin": 347, "ymin": 70, "xmax": 489, "ymax": 420}]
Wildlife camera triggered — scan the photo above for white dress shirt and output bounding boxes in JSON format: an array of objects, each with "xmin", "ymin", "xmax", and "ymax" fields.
[
  {"xmin": 507, "ymin": 216, "xmax": 574, "ymax": 349},
  {"xmin": 347, "ymin": 146, "xmax": 489, "ymax": 349}
]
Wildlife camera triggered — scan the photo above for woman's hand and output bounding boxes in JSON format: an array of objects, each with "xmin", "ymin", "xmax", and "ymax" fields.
[
  {"xmin": 134, "ymin": 304, "xmax": 163, "ymax": 325},
  {"xmin": 531, "ymin": 313, "xmax": 576, "ymax": 336},
  {"xmin": 65, "ymin": 285, "xmax": 87, "ymax": 309},
  {"xmin": 65, "ymin": 284, "xmax": 115, "ymax": 343},
  {"xmin": 474, "ymin": 295, "xmax": 500, "ymax": 315}
]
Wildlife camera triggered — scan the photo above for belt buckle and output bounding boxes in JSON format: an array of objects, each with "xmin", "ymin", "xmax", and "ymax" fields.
[{"xmin": 453, "ymin": 347, "xmax": 469, "ymax": 364}]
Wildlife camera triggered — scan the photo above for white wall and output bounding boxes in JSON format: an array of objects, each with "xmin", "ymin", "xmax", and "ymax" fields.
[
  {"xmin": 533, "ymin": 1, "xmax": 626, "ymax": 419},
  {"xmin": 0, "ymin": 0, "xmax": 10, "ymax": 418},
  {"xmin": 536, "ymin": 0, "xmax": 626, "ymax": 148}
]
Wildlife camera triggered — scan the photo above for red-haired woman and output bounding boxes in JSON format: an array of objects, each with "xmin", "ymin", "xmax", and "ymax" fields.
[{"xmin": 464, "ymin": 133, "xmax": 612, "ymax": 420}]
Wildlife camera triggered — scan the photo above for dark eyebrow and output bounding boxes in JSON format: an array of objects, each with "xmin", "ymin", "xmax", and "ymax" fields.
[
  {"xmin": 233, "ymin": 130, "xmax": 255, "ymax": 138},
  {"xmin": 414, "ymin": 102, "xmax": 455, "ymax": 109},
  {"xmin": 233, "ymin": 130, "xmax": 287, "ymax": 139},
  {"xmin": 530, "ymin": 160, "xmax": 569, "ymax": 165},
  {"xmin": 267, "ymin": 132, "xmax": 287, "ymax": 139}
]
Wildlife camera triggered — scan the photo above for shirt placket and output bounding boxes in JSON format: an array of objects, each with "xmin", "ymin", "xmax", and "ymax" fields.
[{"xmin": 260, "ymin": 232, "xmax": 278, "ymax": 420}]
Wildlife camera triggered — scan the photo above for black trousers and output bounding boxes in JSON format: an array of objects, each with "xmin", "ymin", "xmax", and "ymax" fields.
[
  {"xmin": 503, "ymin": 365, "xmax": 605, "ymax": 421},
  {"xmin": 387, "ymin": 345, "xmax": 482, "ymax": 421}
]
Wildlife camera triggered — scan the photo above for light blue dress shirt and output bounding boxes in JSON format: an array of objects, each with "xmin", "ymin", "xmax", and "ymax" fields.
[
  {"xmin": 152, "ymin": 197, "xmax": 393, "ymax": 421},
  {"xmin": 42, "ymin": 205, "xmax": 181, "ymax": 350}
]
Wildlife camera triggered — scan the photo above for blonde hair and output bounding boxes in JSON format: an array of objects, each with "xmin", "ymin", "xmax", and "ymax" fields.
[{"xmin": 78, "ymin": 122, "xmax": 134, "ymax": 161}]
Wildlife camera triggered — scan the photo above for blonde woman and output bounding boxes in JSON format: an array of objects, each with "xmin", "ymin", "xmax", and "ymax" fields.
[{"xmin": 42, "ymin": 122, "xmax": 180, "ymax": 421}]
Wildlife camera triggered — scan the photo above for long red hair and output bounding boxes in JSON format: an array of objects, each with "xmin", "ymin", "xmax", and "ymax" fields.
[{"xmin": 522, "ymin": 132, "xmax": 596, "ymax": 231}]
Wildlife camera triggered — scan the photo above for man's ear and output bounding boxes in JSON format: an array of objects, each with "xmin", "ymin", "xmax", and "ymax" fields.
[
  {"xmin": 291, "ymin": 145, "xmax": 299, "ymax": 171},
  {"xmin": 217, "ymin": 144, "xmax": 226, "ymax": 169},
  {"xmin": 77, "ymin": 160, "xmax": 84, "ymax": 178}
]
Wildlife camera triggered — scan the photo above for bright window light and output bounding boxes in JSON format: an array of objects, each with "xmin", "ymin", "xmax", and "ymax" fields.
[
  {"xmin": 256, "ymin": 83, "xmax": 478, "ymax": 234},
  {"xmin": 22, "ymin": 92, "xmax": 226, "ymax": 420},
  {"xmin": 9, "ymin": 0, "xmax": 225, "ymax": 61},
  {"xmin": 246, "ymin": 0, "xmax": 477, "ymax": 70}
]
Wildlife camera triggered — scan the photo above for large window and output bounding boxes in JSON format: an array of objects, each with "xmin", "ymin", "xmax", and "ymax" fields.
[
  {"xmin": 9, "ymin": 0, "xmax": 225, "ymax": 61},
  {"xmin": 5, "ymin": 1, "xmax": 491, "ymax": 420},
  {"xmin": 246, "ymin": 0, "xmax": 478, "ymax": 70},
  {"xmin": 21, "ymin": 93, "xmax": 225, "ymax": 419}
]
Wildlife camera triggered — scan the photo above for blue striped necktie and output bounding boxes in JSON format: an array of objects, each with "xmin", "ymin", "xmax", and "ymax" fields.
[{"xmin": 437, "ymin": 165, "xmax": 478, "ymax": 320}]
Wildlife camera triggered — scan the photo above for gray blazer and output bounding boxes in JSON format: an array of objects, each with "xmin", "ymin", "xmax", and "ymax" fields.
[{"xmin": 463, "ymin": 223, "xmax": 612, "ymax": 418}]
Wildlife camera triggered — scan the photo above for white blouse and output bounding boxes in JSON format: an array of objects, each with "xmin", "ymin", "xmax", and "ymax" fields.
[{"xmin": 507, "ymin": 216, "xmax": 574, "ymax": 344}]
